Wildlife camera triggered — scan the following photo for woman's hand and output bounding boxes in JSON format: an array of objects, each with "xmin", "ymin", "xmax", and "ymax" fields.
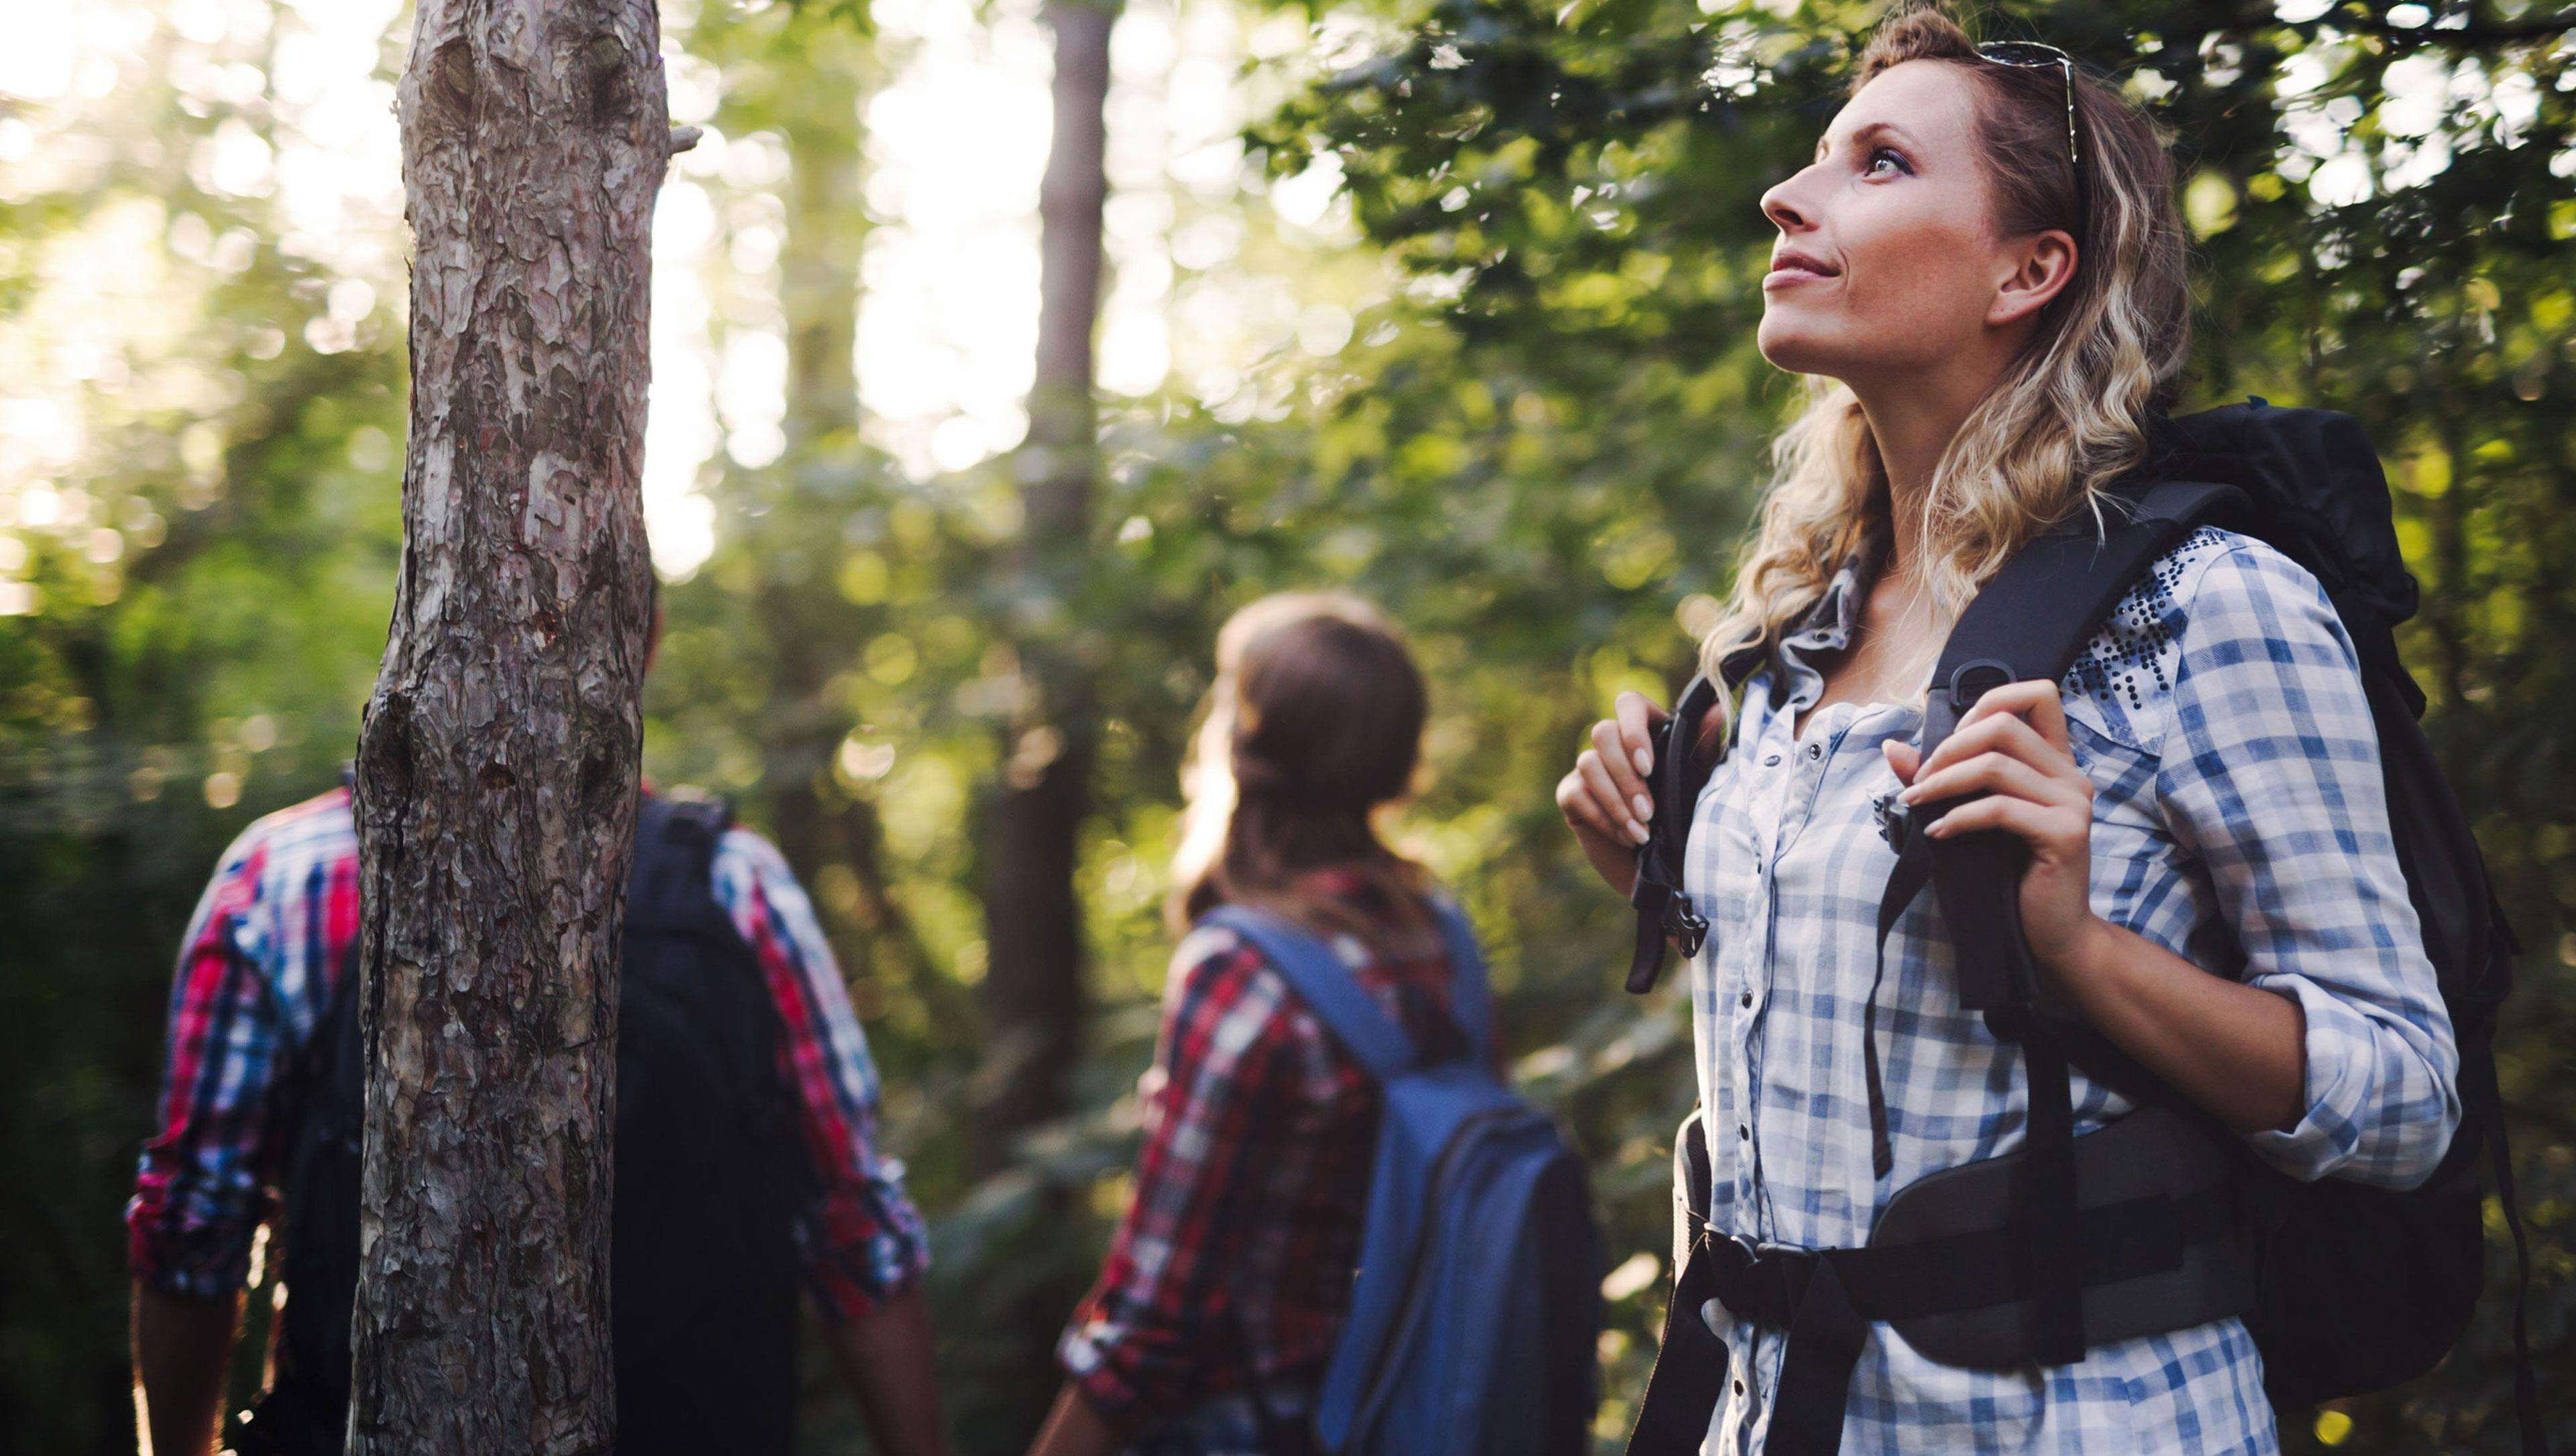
[
  {"xmin": 1883, "ymin": 679, "xmax": 2104, "ymax": 977},
  {"xmin": 1557, "ymin": 690, "xmax": 1667, "ymax": 898}
]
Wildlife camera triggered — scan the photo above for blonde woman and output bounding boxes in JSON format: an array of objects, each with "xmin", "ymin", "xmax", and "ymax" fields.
[{"xmin": 1559, "ymin": 7, "xmax": 2457, "ymax": 1451}]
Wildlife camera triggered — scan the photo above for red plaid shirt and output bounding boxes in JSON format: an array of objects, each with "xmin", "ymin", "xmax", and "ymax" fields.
[
  {"xmin": 126, "ymin": 786, "xmax": 928, "ymax": 1320},
  {"xmin": 1059, "ymin": 870, "xmax": 1487, "ymax": 1433}
]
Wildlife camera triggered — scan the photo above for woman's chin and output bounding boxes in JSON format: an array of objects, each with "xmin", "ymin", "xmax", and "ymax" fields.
[{"xmin": 1755, "ymin": 320, "xmax": 1845, "ymax": 380}]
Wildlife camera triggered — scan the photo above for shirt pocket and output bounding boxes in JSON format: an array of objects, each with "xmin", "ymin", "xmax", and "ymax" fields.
[{"xmin": 2065, "ymin": 710, "xmax": 2178, "ymax": 933}]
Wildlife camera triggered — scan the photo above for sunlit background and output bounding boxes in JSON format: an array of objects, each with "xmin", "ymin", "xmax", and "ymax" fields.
[
  {"xmin": 0, "ymin": 0, "xmax": 1385, "ymax": 588},
  {"xmin": 5, "ymin": 0, "xmax": 2571, "ymax": 1450}
]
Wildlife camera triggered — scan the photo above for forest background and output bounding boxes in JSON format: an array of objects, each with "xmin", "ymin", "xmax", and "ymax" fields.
[{"xmin": 3, "ymin": 0, "xmax": 2570, "ymax": 1449}]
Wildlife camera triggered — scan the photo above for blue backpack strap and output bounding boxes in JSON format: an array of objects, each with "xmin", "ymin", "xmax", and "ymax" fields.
[
  {"xmin": 1427, "ymin": 896, "xmax": 1492, "ymax": 1065},
  {"xmin": 1199, "ymin": 904, "xmax": 1416, "ymax": 1083}
]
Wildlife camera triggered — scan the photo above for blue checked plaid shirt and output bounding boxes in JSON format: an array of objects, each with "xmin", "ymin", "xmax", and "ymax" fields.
[{"xmin": 1682, "ymin": 525, "xmax": 2460, "ymax": 1454}]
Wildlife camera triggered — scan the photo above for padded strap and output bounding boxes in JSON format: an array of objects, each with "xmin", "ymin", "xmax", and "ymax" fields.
[
  {"xmin": 1909, "ymin": 482, "xmax": 2244, "ymax": 1375},
  {"xmin": 1427, "ymin": 897, "xmax": 1493, "ymax": 1065},
  {"xmin": 1199, "ymin": 904, "xmax": 1417, "ymax": 1083}
]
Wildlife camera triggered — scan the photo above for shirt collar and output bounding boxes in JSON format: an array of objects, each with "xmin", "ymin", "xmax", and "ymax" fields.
[{"xmin": 1772, "ymin": 530, "xmax": 1887, "ymax": 707}]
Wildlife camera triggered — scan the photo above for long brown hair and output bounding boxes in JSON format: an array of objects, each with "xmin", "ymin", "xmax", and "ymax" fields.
[
  {"xmin": 1697, "ymin": 2, "xmax": 2193, "ymax": 747},
  {"xmin": 1169, "ymin": 592, "xmax": 1434, "ymax": 940}
]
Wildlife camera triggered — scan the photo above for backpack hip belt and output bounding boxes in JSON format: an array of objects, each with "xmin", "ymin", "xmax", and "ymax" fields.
[{"xmin": 1629, "ymin": 1106, "xmax": 2251, "ymax": 1456}]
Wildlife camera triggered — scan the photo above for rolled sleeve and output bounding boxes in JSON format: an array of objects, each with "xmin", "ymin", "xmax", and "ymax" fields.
[
  {"xmin": 2153, "ymin": 541, "xmax": 2460, "ymax": 1187},
  {"xmin": 712, "ymin": 827, "xmax": 930, "ymax": 1319}
]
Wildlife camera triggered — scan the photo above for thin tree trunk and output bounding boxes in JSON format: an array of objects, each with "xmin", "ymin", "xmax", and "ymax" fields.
[
  {"xmin": 975, "ymin": 0, "xmax": 1115, "ymax": 1158},
  {"xmin": 759, "ymin": 33, "xmax": 871, "ymax": 965},
  {"xmin": 348, "ymin": 1, "xmax": 674, "ymax": 1449}
]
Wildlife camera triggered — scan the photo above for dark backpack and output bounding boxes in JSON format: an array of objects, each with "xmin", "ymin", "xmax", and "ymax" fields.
[
  {"xmin": 1199, "ymin": 900, "xmax": 1601, "ymax": 1456},
  {"xmin": 1624, "ymin": 400, "xmax": 2541, "ymax": 1452},
  {"xmin": 240, "ymin": 794, "xmax": 810, "ymax": 1456}
]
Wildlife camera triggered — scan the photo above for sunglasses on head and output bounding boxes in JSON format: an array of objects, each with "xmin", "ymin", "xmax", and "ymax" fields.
[{"xmin": 1974, "ymin": 41, "xmax": 2090, "ymax": 240}]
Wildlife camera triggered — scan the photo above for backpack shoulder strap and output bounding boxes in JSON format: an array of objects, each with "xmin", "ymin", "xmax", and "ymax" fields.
[
  {"xmin": 1911, "ymin": 480, "xmax": 2244, "ymax": 1014},
  {"xmin": 1199, "ymin": 904, "xmax": 1417, "ymax": 1083},
  {"xmin": 1627, "ymin": 672, "xmax": 1726, "ymax": 994},
  {"xmin": 627, "ymin": 792, "xmax": 735, "ymax": 931},
  {"xmin": 1888, "ymin": 478, "xmax": 2245, "ymax": 1366},
  {"xmin": 1919, "ymin": 481, "xmax": 2245, "ymax": 764},
  {"xmin": 1427, "ymin": 896, "xmax": 1492, "ymax": 1064}
]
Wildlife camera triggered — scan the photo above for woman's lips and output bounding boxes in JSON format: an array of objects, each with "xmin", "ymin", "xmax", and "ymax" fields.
[{"xmin": 1762, "ymin": 263, "xmax": 1837, "ymax": 291}]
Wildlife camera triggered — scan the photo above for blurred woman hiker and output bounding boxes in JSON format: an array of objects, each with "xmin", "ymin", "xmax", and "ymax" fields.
[
  {"xmin": 1032, "ymin": 593, "xmax": 1592, "ymax": 1456},
  {"xmin": 1560, "ymin": 5, "xmax": 2501, "ymax": 1452}
]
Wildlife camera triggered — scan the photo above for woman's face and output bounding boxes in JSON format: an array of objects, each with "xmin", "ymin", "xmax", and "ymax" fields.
[{"xmin": 1756, "ymin": 60, "xmax": 2054, "ymax": 382}]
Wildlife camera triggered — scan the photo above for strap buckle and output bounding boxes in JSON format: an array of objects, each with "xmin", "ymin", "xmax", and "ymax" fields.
[
  {"xmin": 1709, "ymin": 1235, "xmax": 1817, "ymax": 1327},
  {"xmin": 1946, "ymin": 658, "xmax": 2017, "ymax": 712},
  {"xmin": 1633, "ymin": 864, "xmax": 1711, "ymax": 959},
  {"xmin": 1664, "ymin": 889, "xmax": 1709, "ymax": 957}
]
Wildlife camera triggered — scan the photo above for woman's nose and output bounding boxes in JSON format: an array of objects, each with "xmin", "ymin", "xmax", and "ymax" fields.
[{"xmin": 1762, "ymin": 166, "xmax": 1820, "ymax": 234}]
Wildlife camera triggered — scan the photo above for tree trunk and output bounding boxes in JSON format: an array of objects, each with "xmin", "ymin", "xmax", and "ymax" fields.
[
  {"xmin": 759, "ymin": 30, "xmax": 875, "ymax": 973},
  {"xmin": 975, "ymin": 0, "xmax": 1116, "ymax": 1158},
  {"xmin": 347, "ymin": 1, "xmax": 672, "ymax": 1449}
]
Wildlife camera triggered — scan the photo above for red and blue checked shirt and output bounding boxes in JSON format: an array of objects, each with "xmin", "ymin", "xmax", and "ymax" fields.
[
  {"xmin": 1059, "ymin": 870, "xmax": 1485, "ymax": 1435},
  {"xmin": 127, "ymin": 786, "xmax": 929, "ymax": 1321}
]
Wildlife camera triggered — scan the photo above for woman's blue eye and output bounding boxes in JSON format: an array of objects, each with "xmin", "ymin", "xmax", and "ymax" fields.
[{"xmin": 1865, "ymin": 147, "xmax": 1912, "ymax": 176}]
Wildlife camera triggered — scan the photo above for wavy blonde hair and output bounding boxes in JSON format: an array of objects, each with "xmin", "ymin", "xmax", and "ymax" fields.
[{"xmin": 1695, "ymin": 3, "xmax": 2192, "ymax": 743}]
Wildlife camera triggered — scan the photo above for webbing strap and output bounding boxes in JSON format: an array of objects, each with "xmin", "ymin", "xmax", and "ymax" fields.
[
  {"xmin": 2471, "ymin": 1051, "xmax": 2551, "ymax": 1456},
  {"xmin": 1769, "ymin": 1257, "xmax": 1870, "ymax": 1456},
  {"xmin": 1626, "ymin": 1230, "xmax": 1731, "ymax": 1455},
  {"xmin": 2017, "ymin": 1034, "xmax": 2088, "ymax": 1366},
  {"xmin": 1864, "ymin": 833, "xmax": 1933, "ymax": 1178}
]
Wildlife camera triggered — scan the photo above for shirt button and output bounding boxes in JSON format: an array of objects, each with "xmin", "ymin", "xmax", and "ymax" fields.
[
  {"xmin": 1762, "ymin": 753, "xmax": 1782, "ymax": 767},
  {"xmin": 1740, "ymin": 990, "xmax": 1753, "ymax": 1008},
  {"xmin": 1805, "ymin": 742, "xmax": 1823, "ymax": 760},
  {"xmin": 1737, "ymin": 1123, "xmax": 1750, "ymax": 1141},
  {"xmin": 1734, "ymin": 1379, "xmax": 1746, "ymax": 1396}
]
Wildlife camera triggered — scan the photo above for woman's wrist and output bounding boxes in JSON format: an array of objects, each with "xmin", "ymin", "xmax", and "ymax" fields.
[{"xmin": 2037, "ymin": 911, "xmax": 2124, "ymax": 1006}]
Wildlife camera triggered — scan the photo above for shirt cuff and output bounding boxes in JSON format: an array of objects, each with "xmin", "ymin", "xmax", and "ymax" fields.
[
  {"xmin": 126, "ymin": 1203, "xmax": 256, "ymax": 1301},
  {"xmin": 806, "ymin": 1226, "xmax": 930, "ymax": 1323},
  {"xmin": 1057, "ymin": 1320, "xmax": 1155, "ymax": 1437},
  {"xmin": 2237, "ymin": 973, "xmax": 2453, "ymax": 1189}
]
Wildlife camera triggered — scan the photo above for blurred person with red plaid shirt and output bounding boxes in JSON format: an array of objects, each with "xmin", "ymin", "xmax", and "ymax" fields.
[
  {"xmin": 1032, "ymin": 592, "xmax": 1497, "ymax": 1456},
  {"xmin": 126, "ymin": 602, "xmax": 950, "ymax": 1456}
]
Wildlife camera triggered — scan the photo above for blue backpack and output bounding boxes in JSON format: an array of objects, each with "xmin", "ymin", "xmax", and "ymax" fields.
[{"xmin": 1199, "ymin": 900, "xmax": 1601, "ymax": 1456}]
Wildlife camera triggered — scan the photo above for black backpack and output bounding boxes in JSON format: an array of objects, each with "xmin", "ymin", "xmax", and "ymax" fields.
[
  {"xmin": 1624, "ymin": 400, "xmax": 2542, "ymax": 1453},
  {"xmin": 239, "ymin": 794, "xmax": 810, "ymax": 1456}
]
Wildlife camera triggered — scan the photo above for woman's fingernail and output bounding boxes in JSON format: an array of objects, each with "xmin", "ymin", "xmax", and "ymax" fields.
[
  {"xmin": 1633, "ymin": 748, "xmax": 1654, "ymax": 776},
  {"xmin": 1631, "ymin": 793, "xmax": 1654, "ymax": 822},
  {"xmin": 1628, "ymin": 820, "xmax": 1650, "ymax": 844}
]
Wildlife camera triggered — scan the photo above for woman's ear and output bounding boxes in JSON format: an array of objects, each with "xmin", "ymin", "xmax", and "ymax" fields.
[{"xmin": 1989, "ymin": 229, "xmax": 2078, "ymax": 327}]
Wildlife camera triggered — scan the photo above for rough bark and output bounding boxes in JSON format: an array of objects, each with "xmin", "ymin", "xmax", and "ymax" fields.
[
  {"xmin": 974, "ymin": 0, "xmax": 1116, "ymax": 1158},
  {"xmin": 347, "ymin": 1, "xmax": 672, "ymax": 1449}
]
